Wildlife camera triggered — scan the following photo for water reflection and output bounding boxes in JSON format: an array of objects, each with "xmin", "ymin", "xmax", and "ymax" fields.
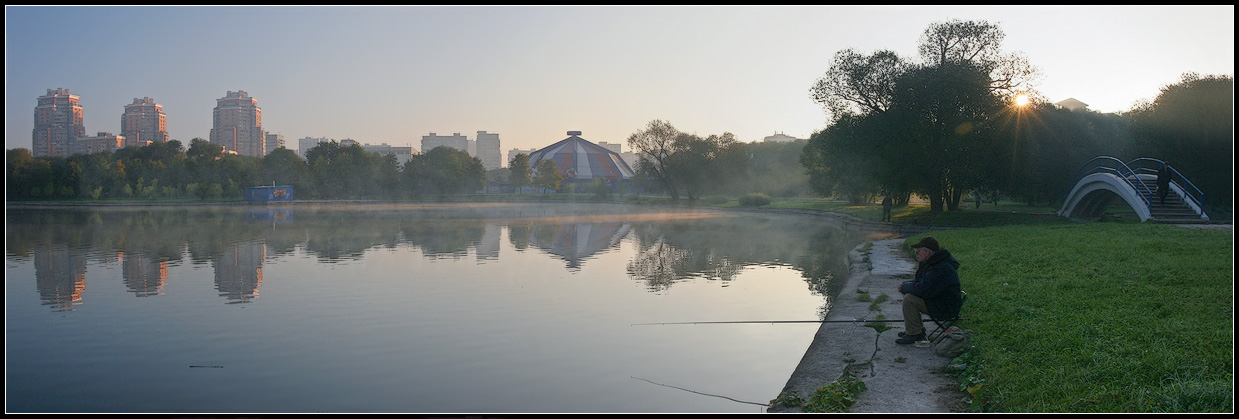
[
  {"xmin": 6, "ymin": 203, "xmax": 862, "ymax": 311},
  {"xmin": 121, "ymin": 251, "xmax": 169, "ymax": 297},
  {"xmin": 32, "ymin": 245, "xmax": 87, "ymax": 311},
  {"xmin": 624, "ymin": 214, "xmax": 854, "ymax": 309},
  {"xmin": 214, "ymin": 240, "xmax": 265, "ymax": 304}
]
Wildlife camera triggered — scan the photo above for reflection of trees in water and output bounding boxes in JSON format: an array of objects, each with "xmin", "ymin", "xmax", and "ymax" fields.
[
  {"xmin": 400, "ymin": 218, "xmax": 487, "ymax": 258},
  {"xmin": 625, "ymin": 215, "xmax": 854, "ymax": 300},
  {"xmin": 7, "ymin": 206, "xmax": 867, "ymax": 310},
  {"xmin": 627, "ymin": 238, "xmax": 693, "ymax": 292}
]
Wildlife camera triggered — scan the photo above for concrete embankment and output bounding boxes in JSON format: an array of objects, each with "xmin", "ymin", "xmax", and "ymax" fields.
[{"xmin": 768, "ymin": 238, "xmax": 969, "ymax": 413}]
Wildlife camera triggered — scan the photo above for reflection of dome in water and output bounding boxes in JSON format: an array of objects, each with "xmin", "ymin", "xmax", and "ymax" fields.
[
  {"xmin": 532, "ymin": 222, "xmax": 633, "ymax": 269},
  {"xmin": 528, "ymin": 132, "xmax": 635, "ymax": 181}
]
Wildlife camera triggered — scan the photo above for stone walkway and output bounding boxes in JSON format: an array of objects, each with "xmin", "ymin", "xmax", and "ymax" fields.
[{"xmin": 768, "ymin": 239, "xmax": 969, "ymax": 413}]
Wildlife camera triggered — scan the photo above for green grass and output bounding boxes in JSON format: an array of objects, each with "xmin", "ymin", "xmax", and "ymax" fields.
[
  {"xmin": 772, "ymin": 369, "xmax": 868, "ymax": 413},
  {"xmin": 911, "ymin": 223, "xmax": 1233, "ymax": 412}
]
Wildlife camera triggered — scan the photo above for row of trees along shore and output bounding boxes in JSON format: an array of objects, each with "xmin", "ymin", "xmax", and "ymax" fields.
[{"xmin": 6, "ymin": 19, "xmax": 1233, "ymax": 212}]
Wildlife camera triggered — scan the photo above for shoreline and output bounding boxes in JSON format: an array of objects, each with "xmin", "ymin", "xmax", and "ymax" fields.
[{"xmin": 768, "ymin": 238, "xmax": 970, "ymax": 413}]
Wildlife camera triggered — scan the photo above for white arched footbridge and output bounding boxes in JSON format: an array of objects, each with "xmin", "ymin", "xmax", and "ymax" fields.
[{"xmin": 1058, "ymin": 157, "xmax": 1209, "ymax": 222}]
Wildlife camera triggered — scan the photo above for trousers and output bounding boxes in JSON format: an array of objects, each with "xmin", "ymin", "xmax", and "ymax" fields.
[{"xmin": 902, "ymin": 293, "xmax": 929, "ymax": 335}]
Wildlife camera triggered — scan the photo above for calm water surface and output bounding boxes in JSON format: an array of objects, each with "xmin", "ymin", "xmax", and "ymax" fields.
[{"xmin": 5, "ymin": 202, "xmax": 898, "ymax": 413}]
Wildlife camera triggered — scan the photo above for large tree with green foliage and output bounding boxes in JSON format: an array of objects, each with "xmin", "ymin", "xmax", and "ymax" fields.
[
  {"xmin": 404, "ymin": 146, "xmax": 485, "ymax": 195},
  {"xmin": 532, "ymin": 158, "xmax": 564, "ymax": 193},
  {"xmin": 804, "ymin": 19, "xmax": 1038, "ymax": 211},
  {"xmin": 627, "ymin": 119, "xmax": 682, "ymax": 200},
  {"xmin": 1126, "ymin": 73, "xmax": 1234, "ymax": 210},
  {"xmin": 509, "ymin": 153, "xmax": 531, "ymax": 193}
]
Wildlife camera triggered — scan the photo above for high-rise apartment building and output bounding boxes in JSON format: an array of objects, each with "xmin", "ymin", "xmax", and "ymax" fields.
[
  {"xmin": 476, "ymin": 131, "xmax": 501, "ymax": 170},
  {"xmin": 121, "ymin": 97, "xmax": 169, "ymax": 147},
  {"xmin": 265, "ymin": 132, "xmax": 285, "ymax": 152},
  {"xmin": 209, "ymin": 90, "xmax": 266, "ymax": 157},
  {"xmin": 31, "ymin": 88, "xmax": 86, "ymax": 157},
  {"xmin": 421, "ymin": 132, "xmax": 468, "ymax": 154}
]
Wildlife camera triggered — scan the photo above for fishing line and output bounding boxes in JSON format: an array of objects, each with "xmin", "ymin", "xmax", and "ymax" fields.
[{"xmin": 630, "ymin": 376, "xmax": 768, "ymax": 407}]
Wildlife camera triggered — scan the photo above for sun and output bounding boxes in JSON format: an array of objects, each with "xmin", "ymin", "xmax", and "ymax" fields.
[{"xmin": 1014, "ymin": 93, "xmax": 1031, "ymax": 107}]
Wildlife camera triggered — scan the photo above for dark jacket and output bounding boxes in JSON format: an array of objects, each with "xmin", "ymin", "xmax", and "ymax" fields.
[{"xmin": 901, "ymin": 249, "xmax": 962, "ymax": 319}]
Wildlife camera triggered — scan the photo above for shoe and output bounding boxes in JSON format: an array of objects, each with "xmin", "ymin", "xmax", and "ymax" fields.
[{"xmin": 896, "ymin": 333, "xmax": 925, "ymax": 344}]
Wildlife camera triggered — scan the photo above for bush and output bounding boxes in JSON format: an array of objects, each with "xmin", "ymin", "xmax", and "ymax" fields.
[{"xmin": 738, "ymin": 193, "xmax": 771, "ymax": 207}]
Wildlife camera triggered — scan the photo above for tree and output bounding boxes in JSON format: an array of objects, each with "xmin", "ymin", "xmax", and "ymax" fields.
[
  {"xmin": 509, "ymin": 153, "xmax": 531, "ymax": 193},
  {"xmin": 665, "ymin": 131, "xmax": 745, "ymax": 200},
  {"xmin": 802, "ymin": 115, "xmax": 884, "ymax": 203},
  {"xmin": 887, "ymin": 61, "xmax": 1006, "ymax": 211},
  {"xmin": 809, "ymin": 49, "xmax": 908, "ymax": 123},
  {"xmin": 404, "ymin": 146, "xmax": 485, "ymax": 195},
  {"xmin": 918, "ymin": 19, "xmax": 1040, "ymax": 96},
  {"xmin": 186, "ymin": 138, "xmax": 222, "ymax": 165},
  {"xmin": 1127, "ymin": 73, "xmax": 1234, "ymax": 210},
  {"xmin": 627, "ymin": 120, "xmax": 682, "ymax": 200},
  {"xmin": 803, "ymin": 19, "xmax": 1039, "ymax": 211},
  {"xmin": 533, "ymin": 158, "xmax": 563, "ymax": 193},
  {"xmin": 261, "ymin": 147, "xmax": 313, "ymax": 197}
]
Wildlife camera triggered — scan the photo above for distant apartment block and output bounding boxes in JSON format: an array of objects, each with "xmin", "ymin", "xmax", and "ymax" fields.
[
  {"xmin": 121, "ymin": 97, "xmax": 170, "ymax": 147},
  {"xmin": 266, "ymin": 133, "xmax": 285, "ymax": 152},
  {"xmin": 596, "ymin": 141, "xmax": 622, "ymax": 154},
  {"xmin": 73, "ymin": 132, "xmax": 126, "ymax": 155},
  {"xmin": 361, "ymin": 143, "xmax": 414, "ymax": 166},
  {"xmin": 298, "ymin": 136, "xmax": 333, "ymax": 158},
  {"xmin": 209, "ymin": 90, "xmax": 266, "ymax": 157},
  {"xmin": 421, "ymin": 132, "xmax": 468, "ymax": 154},
  {"xmin": 476, "ymin": 131, "xmax": 501, "ymax": 170},
  {"xmin": 32, "ymin": 88, "xmax": 86, "ymax": 157}
]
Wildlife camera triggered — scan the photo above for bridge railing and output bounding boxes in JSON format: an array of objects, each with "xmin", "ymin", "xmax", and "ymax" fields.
[
  {"xmin": 1126, "ymin": 158, "xmax": 1205, "ymax": 210},
  {"xmin": 1071, "ymin": 156, "xmax": 1153, "ymax": 208}
]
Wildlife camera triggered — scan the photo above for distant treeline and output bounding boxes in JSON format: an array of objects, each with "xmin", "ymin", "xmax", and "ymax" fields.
[{"xmin": 6, "ymin": 134, "xmax": 813, "ymax": 202}]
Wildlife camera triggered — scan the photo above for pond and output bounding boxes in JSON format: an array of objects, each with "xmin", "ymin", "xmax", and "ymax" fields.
[{"xmin": 5, "ymin": 202, "xmax": 899, "ymax": 413}]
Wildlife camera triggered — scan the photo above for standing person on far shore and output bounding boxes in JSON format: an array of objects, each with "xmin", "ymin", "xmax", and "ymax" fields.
[{"xmin": 881, "ymin": 196, "xmax": 893, "ymax": 222}]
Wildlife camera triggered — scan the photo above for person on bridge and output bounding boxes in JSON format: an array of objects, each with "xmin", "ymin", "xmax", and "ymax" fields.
[
  {"xmin": 896, "ymin": 236, "xmax": 962, "ymax": 345},
  {"xmin": 1156, "ymin": 163, "xmax": 1172, "ymax": 205}
]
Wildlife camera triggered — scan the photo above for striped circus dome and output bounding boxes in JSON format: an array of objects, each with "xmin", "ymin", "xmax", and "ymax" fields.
[{"xmin": 528, "ymin": 132, "xmax": 635, "ymax": 181}]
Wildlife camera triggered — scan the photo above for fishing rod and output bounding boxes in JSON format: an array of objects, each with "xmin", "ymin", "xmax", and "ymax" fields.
[{"xmin": 631, "ymin": 318, "xmax": 927, "ymax": 326}]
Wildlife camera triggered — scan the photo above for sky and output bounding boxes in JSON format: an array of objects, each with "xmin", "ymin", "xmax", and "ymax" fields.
[{"xmin": 5, "ymin": 5, "xmax": 1234, "ymax": 160}]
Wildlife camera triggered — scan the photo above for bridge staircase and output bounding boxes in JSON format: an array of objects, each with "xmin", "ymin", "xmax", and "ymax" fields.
[{"xmin": 1128, "ymin": 175, "xmax": 1205, "ymax": 223}]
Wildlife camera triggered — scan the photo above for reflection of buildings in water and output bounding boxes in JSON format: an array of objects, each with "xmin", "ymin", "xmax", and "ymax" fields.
[
  {"xmin": 475, "ymin": 222, "xmax": 501, "ymax": 260},
  {"xmin": 33, "ymin": 246, "xmax": 87, "ymax": 310},
  {"xmin": 214, "ymin": 240, "xmax": 266, "ymax": 304},
  {"xmin": 528, "ymin": 222, "xmax": 632, "ymax": 269},
  {"xmin": 120, "ymin": 251, "xmax": 169, "ymax": 297}
]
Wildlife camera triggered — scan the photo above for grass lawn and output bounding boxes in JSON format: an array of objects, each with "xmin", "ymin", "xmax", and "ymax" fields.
[{"xmin": 912, "ymin": 222, "xmax": 1233, "ymax": 412}]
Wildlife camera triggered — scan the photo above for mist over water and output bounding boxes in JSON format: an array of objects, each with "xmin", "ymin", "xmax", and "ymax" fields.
[{"xmin": 6, "ymin": 202, "xmax": 898, "ymax": 413}]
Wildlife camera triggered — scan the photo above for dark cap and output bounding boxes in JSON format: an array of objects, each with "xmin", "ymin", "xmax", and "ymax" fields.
[{"xmin": 910, "ymin": 236, "xmax": 940, "ymax": 252}]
